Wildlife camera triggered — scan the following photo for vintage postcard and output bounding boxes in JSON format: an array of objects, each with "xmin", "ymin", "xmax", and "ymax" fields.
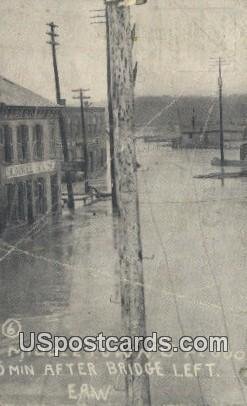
[{"xmin": 0, "ymin": 0, "xmax": 247, "ymax": 405}]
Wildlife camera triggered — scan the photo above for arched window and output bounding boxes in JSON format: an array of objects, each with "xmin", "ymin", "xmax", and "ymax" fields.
[{"xmin": 33, "ymin": 124, "xmax": 44, "ymax": 160}]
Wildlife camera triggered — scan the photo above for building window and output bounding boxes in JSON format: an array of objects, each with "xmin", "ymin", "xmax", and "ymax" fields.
[
  {"xmin": 50, "ymin": 174, "xmax": 59, "ymax": 213},
  {"xmin": 26, "ymin": 180, "xmax": 34, "ymax": 223},
  {"xmin": 6, "ymin": 183, "xmax": 18, "ymax": 222},
  {"xmin": 49, "ymin": 125, "xmax": 56, "ymax": 158},
  {"xmin": 76, "ymin": 145, "xmax": 81, "ymax": 160},
  {"xmin": 34, "ymin": 178, "xmax": 47, "ymax": 215},
  {"xmin": 0, "ymin": 127, "xmax": 4, "ymax": 145},
  {"xmin": 33, "ymin": 125, "xmax": 44, "ymax": 160},
  {"xmin": 89, "ymin": 151, "xmax": 94, "ymax": 172},
  {"xmin": 101, "ymin": 148, "xmax": 105, "ymax": 167},
  {"xmin": 17, "ymin": 182, "xmax": 26, "ymax": 221},
  {"xmin": 92, "ymin": 116, "xmax": 97, "ymax": 134},
  {"xmin": 71, "ymin": 117, "xmax": 81, "ymax": 141},
  {"xmin": 6, "ymin": 183, "xmax": 27, "ymax": 223},
  {"xmin": 3, "ymin": 126, "xmax": 14, "ymax": 163},
  {"xmin": 87, "ymin": 123, "xmax": 92, "ymax": 137},
  {"xmin": 87, "ymin": 114, "xmax": 92, "ymax": 137},
  {"xmin": 17, "ymin": 125, "xmax": 29, "ymax": 162}
]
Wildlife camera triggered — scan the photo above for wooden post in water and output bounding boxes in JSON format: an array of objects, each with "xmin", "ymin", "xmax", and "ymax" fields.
[{"xmin": 106, "ymin": 2, "xmax": 151, "ymax": 405}]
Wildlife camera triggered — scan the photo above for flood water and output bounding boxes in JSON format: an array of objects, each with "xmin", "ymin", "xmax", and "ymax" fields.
[
  {"xmin": 138, "ymin": 143, "xmax": 247, "ymax": 405},
  {"xmin": 0, "ymin": 143, "xmax": 247, "ymax": 405}
]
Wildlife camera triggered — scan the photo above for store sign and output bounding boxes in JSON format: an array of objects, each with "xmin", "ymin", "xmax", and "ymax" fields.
[{"xmin": 4, "ymin": 160, "xmax": 57, "ymax": 179}]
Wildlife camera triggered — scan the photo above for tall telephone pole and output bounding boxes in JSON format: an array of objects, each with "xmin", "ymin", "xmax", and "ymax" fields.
[
  {"xmin": 90, "ymin": 5, "xmax": 118, "ymax": 212},
  {"xmin": 218, "ymin": 57, "xmax": 224, "ymax": 164},
  {"xmin": 106, "ymin": 2, "xmax": 151, "ymax": 405},
  {"xmin": 105, "ymin": 5, "xmax": 118, "ymax": 212},
  {"xmin": 72, "ymin": 89, "xmax": 90, "ymax": 194},
  {"xmin": 46, "ymin": 22, "xmax": 62, "ymax": 105},
  {"xmin": 46, "ymin": 22, "xmax": 75, "ymax": 209}
]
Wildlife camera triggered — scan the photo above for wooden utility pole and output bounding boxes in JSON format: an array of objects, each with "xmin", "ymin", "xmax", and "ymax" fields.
[
  {"xmin": 105, "ymin": 5, "xmax": 118, "ymax": 212},
  {"xmin": 46, "ymin": 22, "xmax": 75, "ymax": 209},
  {"xmin": 91, "ymin": 4, "xmax": 118, "ymax": 214},
  {"xmin": 46, "ymin": 22, "xmax": 61, "ymax": 104},
  {"xmin": 90, "ymin": 4, "xmax": 118, "ymax": 211},
  {"xmin": 106, "ymin": 2, "xmax": 151, "ymax": 405},
  {"xmin": 218, "ymin": 57, "xmax": 224, "ymax": 164},
  {"xmin": 72, "ymin": 89, "xmax": 90, "ymax": 194}
]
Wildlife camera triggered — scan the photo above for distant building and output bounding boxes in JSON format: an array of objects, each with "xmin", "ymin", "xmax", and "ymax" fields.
[
  {"xmin": 64, "ymin": 106, "xmax": 107, "ymax": 180},
  {"xmin": 139, "ymin": 124, "xmax": 180, "ymax": 142},
  {"xmin": 173, "ymin": 125, "xmax": 245, "ymax": 149},
  {"xmin": 0, "ymin": 76, "xmax": 62, "ymax": 233},
  {"xmin": 173, "ymin": 104, "xmax": 245, "ymax": 149}
]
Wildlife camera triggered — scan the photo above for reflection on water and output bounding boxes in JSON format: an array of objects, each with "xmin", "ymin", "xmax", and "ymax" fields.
[
  {"xmin": 0, "ymin": 203, "xmax": 118, "ymax": 330},
  {"xmin": 0, "ymin": 218, "xmax": 74, "ymax": 321}
]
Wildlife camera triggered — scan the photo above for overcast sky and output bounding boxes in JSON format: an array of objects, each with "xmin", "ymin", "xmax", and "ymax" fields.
[{"xmin": 0, "ymin": 0, "xmax": 247, "ymax": 104}]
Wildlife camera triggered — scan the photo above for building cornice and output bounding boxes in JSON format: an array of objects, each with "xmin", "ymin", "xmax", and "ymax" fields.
[{"xmin": 0, "ymin": 105, "xmax": 61, "ymax": 120}]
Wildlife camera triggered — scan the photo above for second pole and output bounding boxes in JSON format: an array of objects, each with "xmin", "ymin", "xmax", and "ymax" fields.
[{"xmin": 72, "ymin": 88, "xmax": 90, "ymax": 194}]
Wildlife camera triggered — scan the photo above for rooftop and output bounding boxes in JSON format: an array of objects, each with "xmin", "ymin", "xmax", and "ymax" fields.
[{"xmin": 0, "ymin": 75, "xmax": 57, "ymax": 107}]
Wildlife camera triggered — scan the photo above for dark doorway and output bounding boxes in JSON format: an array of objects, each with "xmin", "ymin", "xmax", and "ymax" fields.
[
  {"xmin": 6, "ymin": 183, "xmax": 17, "ymax": 223},
  {"xmin": 50, "ymin": 174, "xmax": 59, "ymax": 214},
  {"xmin": 34, "ymin": 178, "xmax": 47, "ymax": 215},
  {"xmin": 26, "ymin": 180, "xmax": 34, "ymax": 224},
  {"xmin": 17, "ymin": 182, "xmax": 26, "ymax": 221},
  {"xmin": 89, "ymin": 151, "xmax": 94, "ymax": 172}
]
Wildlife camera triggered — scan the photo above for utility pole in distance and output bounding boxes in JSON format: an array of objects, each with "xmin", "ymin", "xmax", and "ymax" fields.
[
  {"xmin": 218, "ymin": 57, "xmax": 224, "ymax": 164},
  {"xmin": 72, "ymin": 89, "xmax": 90, "ymax": 194},
  {"xmin": 46, "ymin": 22, "xmax": 75, "ymax": 209},
  {"xmin": 106, "ymin": 1, "xmax": 151, "ymax": 405}
]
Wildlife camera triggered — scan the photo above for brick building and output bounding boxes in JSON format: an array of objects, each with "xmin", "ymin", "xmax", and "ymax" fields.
[{"xmin": 0, "ymin": 76, "xmax": 62, "ymax": 232}]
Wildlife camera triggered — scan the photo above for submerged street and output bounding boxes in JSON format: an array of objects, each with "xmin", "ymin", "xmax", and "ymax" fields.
[{"xmin": 1, "ymin": 143, "xmax": 247, "ymax": 405}]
